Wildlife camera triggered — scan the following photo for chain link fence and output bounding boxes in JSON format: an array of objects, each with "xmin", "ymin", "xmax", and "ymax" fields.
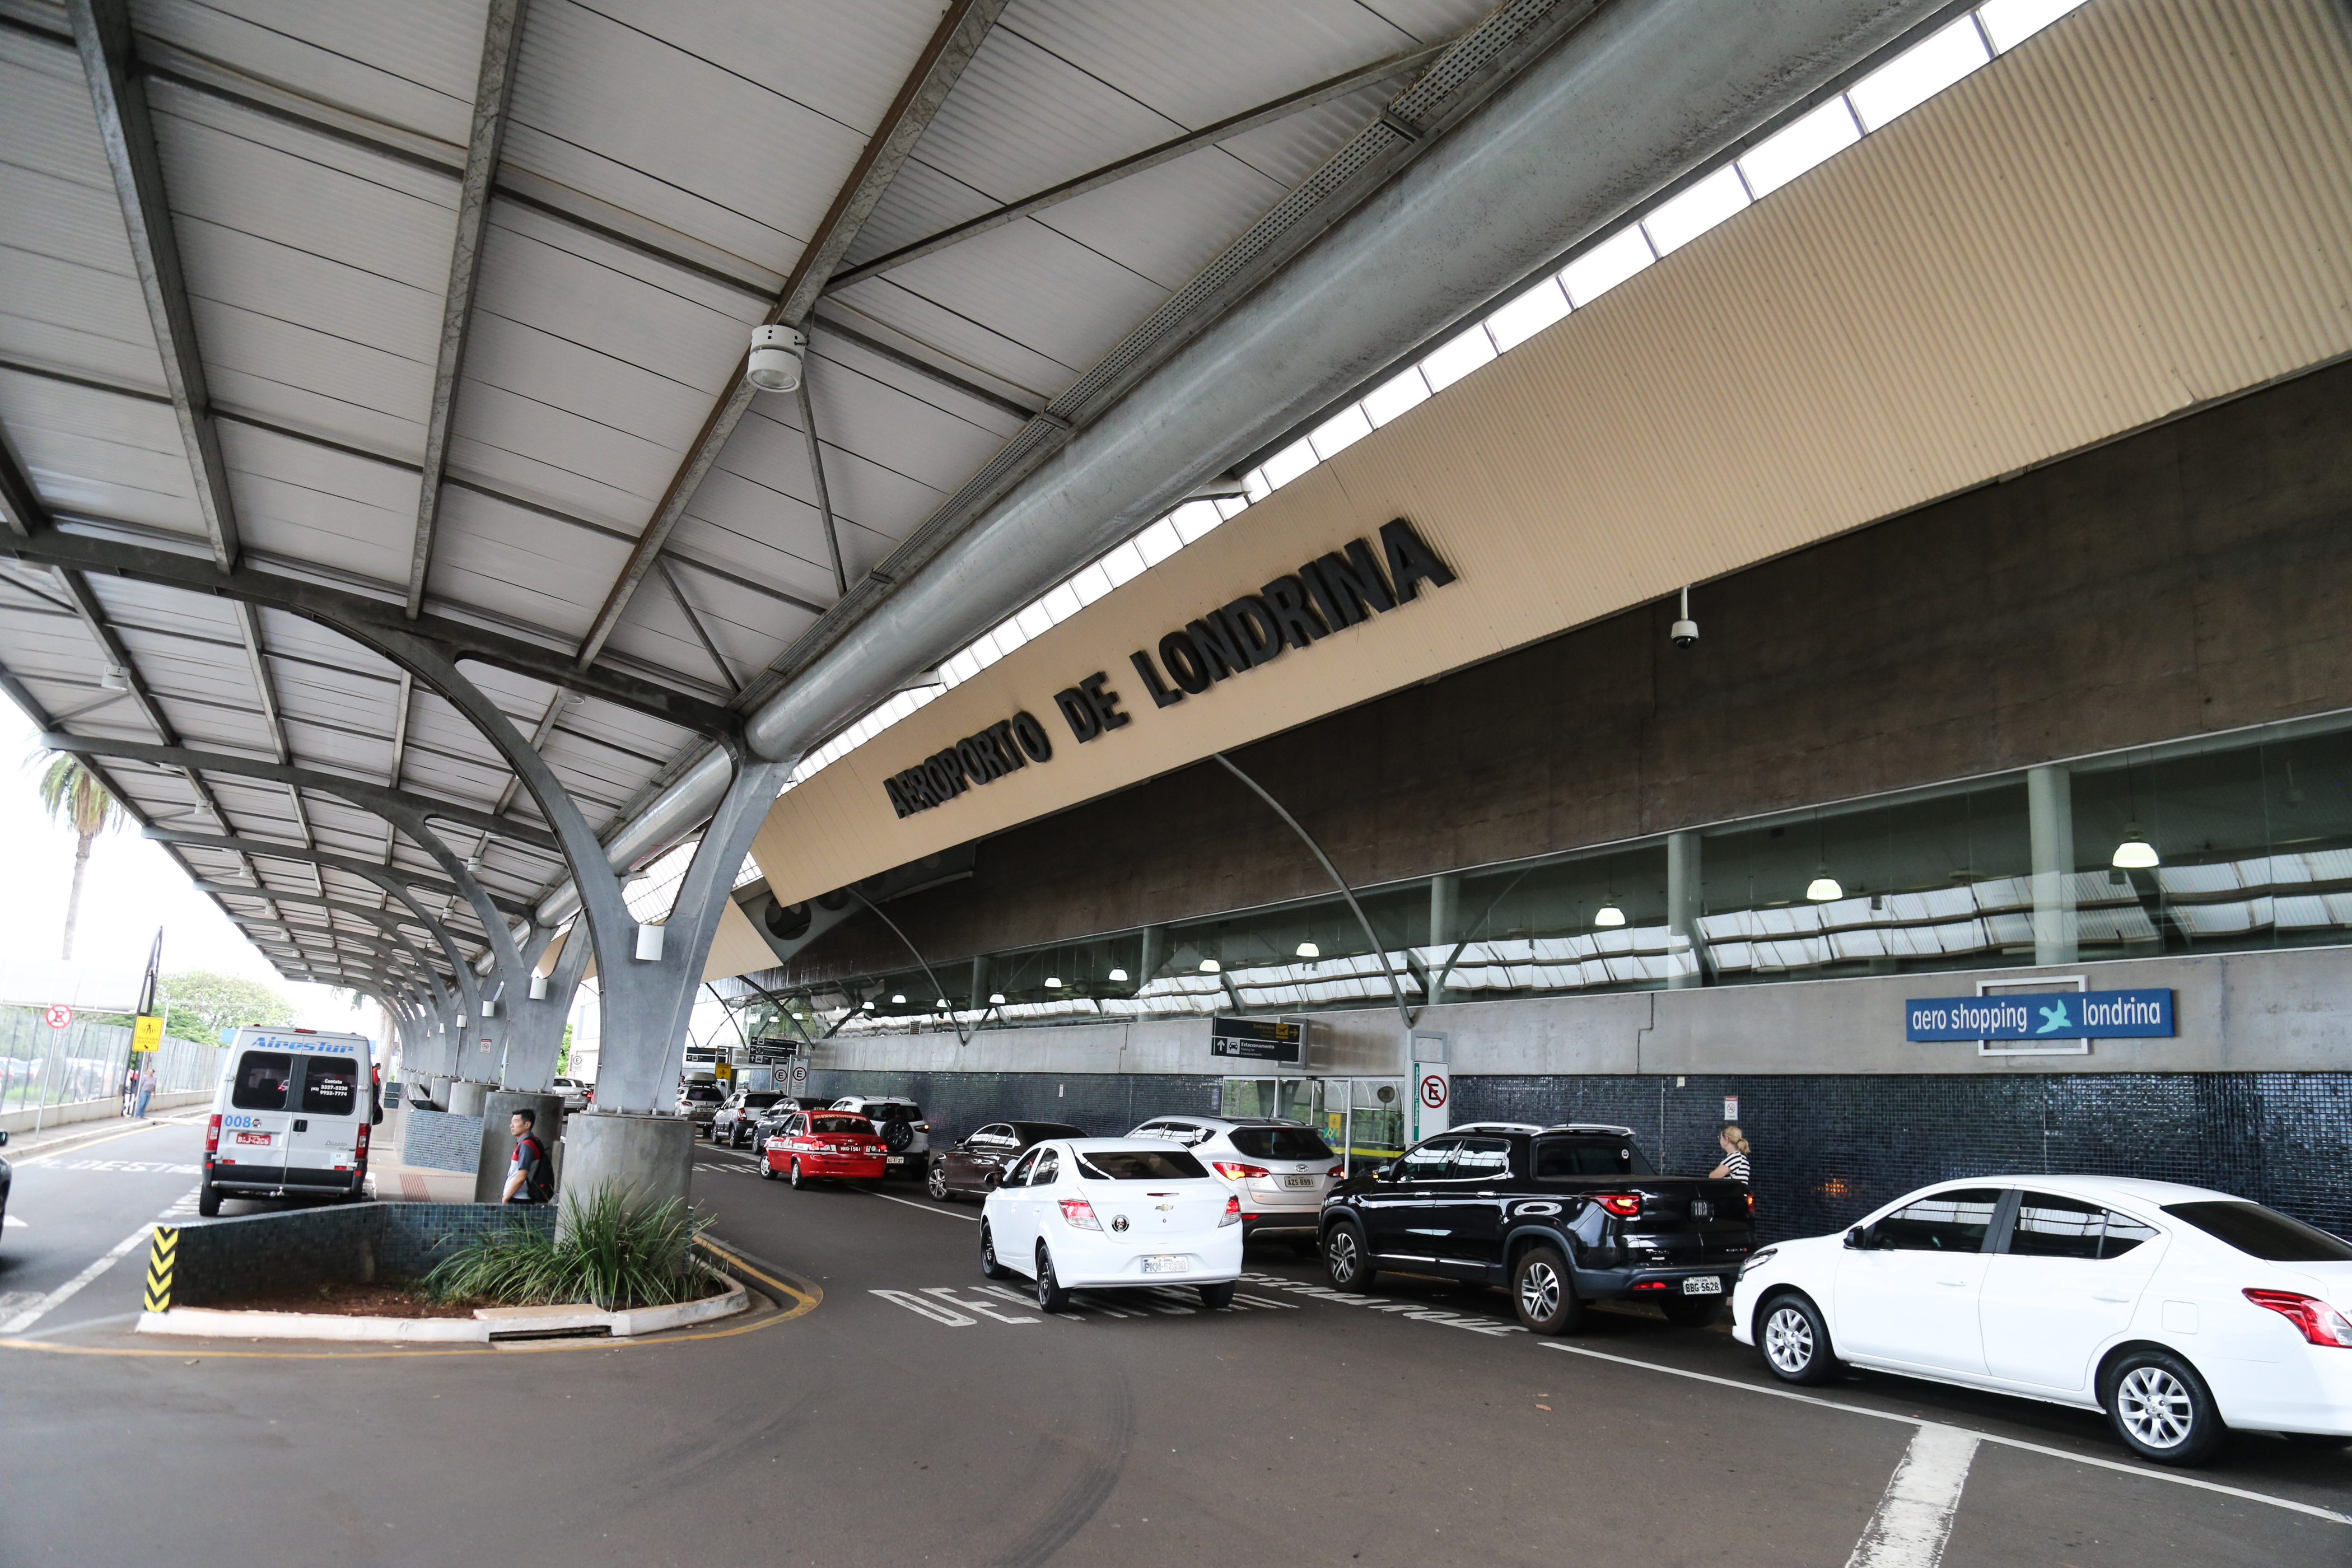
[{"xmin": 0, "ymin": 1009, "xmax": 225, "ymax": 1119}]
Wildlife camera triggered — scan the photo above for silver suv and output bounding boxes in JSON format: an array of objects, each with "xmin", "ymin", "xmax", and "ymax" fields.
[
  {"xmin": 1128, "ymin": 1115, "xmax": 1341, "ymax": 1248},
  {"xmin": 828, "ymin": 1096, "xmax": 930, "ymax": 1179}
]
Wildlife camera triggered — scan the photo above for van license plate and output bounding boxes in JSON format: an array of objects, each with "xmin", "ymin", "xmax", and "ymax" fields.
[
  {"xmin": 1682, "ymin": 1276, "xmax": 1722, "ymax": 1295},
  {"xmin": 1142, "ymin": 1256, "xmax": 1186, "ymax": 1274},
  {"xmin": 235, "ymin": 1132, "xmax": 271, "ymax": 1145},
  {"xmin": 1282, "ymin": 1175, "xmax": 1315, "ymax": 1188}
]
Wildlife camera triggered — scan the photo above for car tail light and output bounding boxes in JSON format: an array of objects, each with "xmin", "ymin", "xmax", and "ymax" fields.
[
  {"xmin": 1220, "ymin": 1195, "xmax": 1242, "ymax": 1228},
  {"xmin": 1328, "ymin": 1165, "xmax": 1346, "ymax": 1178},
  {"xmin": 1632, "ymin": 1280, "xmax": 1669, "ymax": 1291},
  {"xmin": 205, "ymin": 1114, "xmax": 221, "ymax": 1157},
  {"xmin": 1594, "ymin": 1192, "xmax": 1644, "ymax": 1218},
  {"xmin": 1745, "ymin": 1191, "xmax": 1756, "ymax": 1217},
  {"xmin": 1212, "ymin": 1161, "xmax": 1271, "ymax": 1180},
  {"xmin": 1059, "ymin": 1197, "xmax": 1102, "ymax": 1231},
  {"xmin": 2244, "ymin": 1289, "xmax": 2352, "ymax": 1347}
]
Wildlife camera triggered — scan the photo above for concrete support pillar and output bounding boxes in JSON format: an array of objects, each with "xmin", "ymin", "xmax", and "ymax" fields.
[
  {"xmin": 559, "ymin": 1110, "xmax": 693, "ymax": 1234},
  {"xmin": 1427, "ymin": 873, "xmax": 1459, "ymax": 1004},
  {"xmin": 970, "ymin": 953, "xmax": 991, "ymax": 1005},
  {"xmin": 499, "ymin": 922, "xmax": 591, "ymax": 1092},
  {"xmin": 1667, "ymin": 830, "xmax": 1705, "ymax": 988},
  {"xmin": 1139, "ymin": 924, "xmax": 1166, "ymax": 985},
  {"xmin": 428, "ymin": 1074, "xmax": 453, "ymax": 1108},
  {"xmin": 2028, "ymin": 764, "xmax": 2078, "ymax": 965},
  {"xmin": 474, "ymin": 1089, "xmax": 565, "ymax": 1203},
  {"xmin": 447, "ymin": 1080, "xmax": 489, "ymax": 1116}
]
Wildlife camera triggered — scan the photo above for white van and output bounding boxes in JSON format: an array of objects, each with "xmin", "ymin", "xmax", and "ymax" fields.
[{"xmin": 201, "ymin": 1027, "xmax": 379, "ymax": 1216}]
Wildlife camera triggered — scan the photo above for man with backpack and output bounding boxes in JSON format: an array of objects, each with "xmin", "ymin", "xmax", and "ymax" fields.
[{"xmin": 500, "ymin": 1108, "xmax": 555, "ymax": 1205}]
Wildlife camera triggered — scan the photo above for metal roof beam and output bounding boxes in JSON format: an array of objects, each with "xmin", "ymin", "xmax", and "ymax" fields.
[
  {"xmin": 67, "ymin": 0, "xmax": 241, "ymax": 572},
  {"xmin": 145, "ymin": 828, "xmax": 534, "ymax": 918},
  {"xmin": 42, "ymin": 732, "xmax": 561, "ymax": 852},
  {"xmin": 828, "ymin": 38, "xmax": 1452, "ymax": 291},
  {"xmin": 0, "ymin": 526, "xmax": 738, "ymax": 737},
  {"xmin": 405, "ymin": 0, "xmax": 530, "ymax": 619},
  {"xmin": 570, "ymin": 0, "xmax": 1009, "ymax": 671},
  {"xmin": 654, "ymin": 558, "xmax": 741, "ymax": 695}
]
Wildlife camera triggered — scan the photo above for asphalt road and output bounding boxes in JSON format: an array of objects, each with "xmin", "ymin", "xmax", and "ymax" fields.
[{"xmin": 0, "ymin": 1133, "xmax": 2345, "ymax": 1567}]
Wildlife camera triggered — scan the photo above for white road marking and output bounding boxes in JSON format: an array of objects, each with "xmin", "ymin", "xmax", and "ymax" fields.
[
  {"xmin": 871, "ymin": 1289, "xmax": 972, "ymax": 1326},
  {"xmin": 860, "ymin": 1188, "xmax": 979, "ymax": 1222},
  {"xmin": 0, "ymin": 1219, "xmax": 156, "ymax": 1336},
  {"xmin": 922, "ymin": 1286, "xmax": 1038, "ymax": 1325},
  {"xmin": 1846, "ymin": 1425, "xmax": 1978, "ymax": 1568},
  {"xmin": 1540, "ymin": 1342, "xmax": 2352, "ymax": 1527}
]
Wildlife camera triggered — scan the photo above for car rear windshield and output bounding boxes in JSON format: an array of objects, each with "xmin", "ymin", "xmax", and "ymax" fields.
[
  {"xmin": 230, "ymin": 1051, "xmax": 292, "ymax": 1112},
  {"xmin": 1229, "ymin": 1127, "xmax": 1333, "ymax": 1161},
  {"xmin": 298, "ymin": 1057, "xmax": 358, "ymax": 1116},
  {"xmin": 862, "ymin": 1102, "xmax": 920, "ymax": 1120},
  {"xmin": 1076, "ymin": 1149, "xmax": 1210, "ymax": 1180},
  {"xmin": 1533, "ymin": 1136, "xmax": 1655, "ymax": 1177},
  {"xmin": 2163, "ymin": 1201, "xmax": 2352, "ymax": 1262},
  {"xmin": 682, "ymin": 1084, "xmax": 725, "ymax": 1103},
  {"xmin": 811, "ymin": 1117, "xmax": 870, "ymax": 1136},
  {"xmin": 743, "ymin": 1092, "xmax": 782, "ymax": 1108}
]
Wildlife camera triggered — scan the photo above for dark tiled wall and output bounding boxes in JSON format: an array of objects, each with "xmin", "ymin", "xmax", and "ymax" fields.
[
  {"xmin": 1452, "ymin": 1072, "xmax": 2352, "ymax": 1244},
  {"xmin": 805, "ymin": 1069, "xmax": 1220, "ymax": 1141},
  {"xmin": 171, "ymin": 1201, "xmax": 555, "ymax": 1305}
]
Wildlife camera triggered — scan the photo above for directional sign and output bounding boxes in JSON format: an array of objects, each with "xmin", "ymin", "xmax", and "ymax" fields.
[
  {"xmin": 43, "ymin": 1004, "xmax": 72, "ymax": 1030},
  {"xmin": 1906, "ymin": 988, "xmax": 2174, "ymax": 1041},
  {"xmin": 1209, "ymin": 1016, "xmax": 1304, "ymax": 1062}
]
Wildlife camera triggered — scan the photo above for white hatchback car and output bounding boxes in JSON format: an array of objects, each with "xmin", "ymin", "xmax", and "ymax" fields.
[
  {"xmin": 1733, "ymin": 1175, "xmax": 2352, "ymax": 1465},
  {"xmin": 980, "ymin": 1138, "xmax": 1245, "ymax": 1312},
  {"xmin": 1127, "ymin": 1115, "xmax": 1343, "ymax": 1247}
]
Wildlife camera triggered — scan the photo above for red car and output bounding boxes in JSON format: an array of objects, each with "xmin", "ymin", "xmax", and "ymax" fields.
[{"xmin": 761, "ymin": 1110, "xmax": 888, "ymax": 1189}]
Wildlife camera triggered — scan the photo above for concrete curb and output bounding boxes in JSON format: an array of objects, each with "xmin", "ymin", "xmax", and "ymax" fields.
[{"xmin": 134, "ymin": 1278, "xmax": 749, "ymax": 1343}]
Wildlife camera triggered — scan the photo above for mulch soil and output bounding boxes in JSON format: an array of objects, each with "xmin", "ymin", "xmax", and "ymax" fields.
[{"xmin": 197, "ymin": 1281, "xmax": 479, "ymax": 1319}]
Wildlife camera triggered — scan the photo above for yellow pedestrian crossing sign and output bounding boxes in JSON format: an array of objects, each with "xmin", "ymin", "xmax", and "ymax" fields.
[{"xmin": 132, "ymin": 1014, "xmax": 163, "ymax": 1052}]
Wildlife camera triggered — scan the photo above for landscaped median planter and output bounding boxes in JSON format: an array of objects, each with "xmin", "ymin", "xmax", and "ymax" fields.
[
  {"xmin": 136, "ymin": 1274, "xmax": 748, "ymax": 1343},
  {"xmin": 134, "ymin": 1189, "xmax": 750, "ymax": 1342}
]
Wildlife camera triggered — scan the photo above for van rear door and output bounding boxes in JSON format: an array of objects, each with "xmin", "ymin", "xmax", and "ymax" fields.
[
  {"xmin": 287, "ymin": 1053, "xmax": 364, "ymax": 1188},
  {"xmin": 218, "ymin": 1049, "xmax": 295, "ymax": 1188}
]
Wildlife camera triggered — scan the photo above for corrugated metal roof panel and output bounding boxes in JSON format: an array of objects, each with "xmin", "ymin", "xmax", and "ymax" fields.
[
  {"xmin": 0, "ymin": 373, "xmax": 202, "ymax": 531},
  {"xmin": 138, "ymin": 0, "xmax": 482, "ymax": 146}
]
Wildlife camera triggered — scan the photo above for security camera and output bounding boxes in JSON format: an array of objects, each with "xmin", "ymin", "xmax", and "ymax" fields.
[
  {"xmin": 745, "ymin": 324, "xmax": 806, "ymax": 393},
  {"xmin": 1669, "ymin": 585, "xmax": 1698, "ymax": 648}
]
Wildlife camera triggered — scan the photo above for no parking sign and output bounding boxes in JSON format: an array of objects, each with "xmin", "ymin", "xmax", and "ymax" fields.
[
  {"xmin": 44, "ymin": 1004, "xmax": 72, "ymax": 1030},
  {"xmin": 1410, "ymin": 1053, "xmax": 1450, "ymax": 1144}
]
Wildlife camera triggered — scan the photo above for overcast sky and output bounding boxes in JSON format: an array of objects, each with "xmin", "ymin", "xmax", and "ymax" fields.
[{"xmin": 1, "ymin": 702, "xmax": 374, "ymax": 1038}]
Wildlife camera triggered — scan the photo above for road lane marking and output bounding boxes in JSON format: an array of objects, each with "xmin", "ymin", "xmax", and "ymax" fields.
[
  {"xmin": 874, "ymin": 1288, "xmax": 973, "ymax": 1325},
  {"xmin": 923, "ymin": 1286, "xmax": 1039, "ymax": 1324},
  {"xmin": 1539, "ymin": 1342, "xmax": 2352, "ymax": 1527},
  {"xmin": 0, "ymin": 1217, "xmax": 160, "ymax": 1335},
  {"xmin": 1846, "ymin": 1424, "xmax": 1978, "ymax": 1568},
  {"xmin": 860, "ymin": 1187, "xmax": 979, "ymax": 1222}
]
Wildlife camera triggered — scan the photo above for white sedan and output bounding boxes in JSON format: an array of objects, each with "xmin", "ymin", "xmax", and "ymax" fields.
[
  {"xmin": 980, "ymin": 1138, "xmax": 1244, "ymax": 1312},
  {"xmin": 1732, "ymin": 1175, "xmax": 2352, "ymax": 1465}
]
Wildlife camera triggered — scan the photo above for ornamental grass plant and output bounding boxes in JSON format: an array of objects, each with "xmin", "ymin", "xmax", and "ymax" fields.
[{"xmin": 420, "ymin": 1188, "xmax": 717, "ymax": 1310}]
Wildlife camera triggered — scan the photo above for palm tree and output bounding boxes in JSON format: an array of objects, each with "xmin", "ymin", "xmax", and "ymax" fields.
[{"xmin": 35, "ymin": 752, "xmax": 127, "ymax": 960}]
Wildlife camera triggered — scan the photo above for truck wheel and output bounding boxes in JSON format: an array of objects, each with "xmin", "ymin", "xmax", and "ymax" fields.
[
  {"xmin": 980, "ymin": 1221, "xmax": 1011, "ymax": 1280},
  {"xmin": 197, "ymin": 1180, "xmax": 221, "ymax": 1218},
  {"xmin": 1324, "ymin": 1220, "xmax": 1376, "ymax": 1291},
  {"xmin": 1512, "ymin": 1245, "xmax": 1585, "ymax": 1334}
]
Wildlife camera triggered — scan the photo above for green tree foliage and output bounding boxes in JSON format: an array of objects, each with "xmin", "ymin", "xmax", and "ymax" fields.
[
  {"xmin": 32, "ymin": 751, "xmax": 128, "ymax": 961},
  {"xmin": 161, "ymin": 969, "xmax": 293, "ymax": 1044}
]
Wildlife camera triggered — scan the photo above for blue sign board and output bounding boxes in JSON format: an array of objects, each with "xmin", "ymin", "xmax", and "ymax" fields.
[{"xmin": 1905, "ymin": 989, "xmax": 2174, "ymax": 1042}]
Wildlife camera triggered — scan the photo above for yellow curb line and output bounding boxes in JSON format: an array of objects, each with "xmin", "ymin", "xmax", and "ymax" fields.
[{"xmin": 0, "ymin": 1239, "xmax": 820, "ymax": 1361}]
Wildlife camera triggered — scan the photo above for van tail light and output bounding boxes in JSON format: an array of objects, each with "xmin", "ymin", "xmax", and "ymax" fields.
[
  {"xmin": 205, "ymin": 1114, "xmax": 221, "ymax": 1158},
  {"xmin": 1220, "ymin": 1196, "xmax": 1243, "ymax": 1228},
  {"xmin": 1212, "ymin": 1161, "xmax": 1271, "ymax": 1180},
  {"xmin": 356, "ymin": 1121, "xmax": 370, "ymax": 1158},
  {"xmin": 1594, "ymin": 1192, "xmax": 1644, "ymax": 1219},
  {"xmin": 1058, "ymin": 1198, "xmax": 1102, "ymax": 1231},
  {"xmin": 2244, "ymin": 1289, "xmax": 2352, "ymax": 1347}
]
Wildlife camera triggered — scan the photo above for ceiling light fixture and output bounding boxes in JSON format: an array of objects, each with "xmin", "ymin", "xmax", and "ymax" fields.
[
  {"xmin": 1044, "ymin": 977, "xmax": 1062, "ymax": 988},
  {"xmin": 1198, "ymin": 958, "xmax": 1222, "ymax": 973},
  {"xmin": 1295, "ymin": 942, "xmax": 1319, "ymax": 959},
  {"xmin": 1805, "ymin": 865, "xmax": 1844, "ymax": 902},
  {"xmin": 1107, "ymin": 968, "xmax": 1127, "ymax": 982},
  {"xmin": 1670, "ymin": 584, "xmax": 1698, "ymax": 648},
  {"xmin": 1593, "ymin": 900, "xmax": 1626, "ymax": 927},
  {"xmin": 2111, "ymin": 824, "xmax": 2160, "ymax": 869},
  {"xmin": 988, "ymin": 992, "xmax": 1006, "ymax": 1005},
  {"xmin": 99, "ymin": 665, "xmax": 129, "ymax": 691},
  {"xmin": 745, "ymin": 323, "xmax": 806, "ymax": 393},
  {"xmin": 889, "ymin": 993, "xmax": 906, "ymax": 1005}
]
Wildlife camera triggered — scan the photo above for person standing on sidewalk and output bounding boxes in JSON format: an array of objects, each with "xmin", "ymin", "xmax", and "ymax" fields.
[{"xmin": 500, "ymin": 1109, "xmax": 550, "ymax": 1205}]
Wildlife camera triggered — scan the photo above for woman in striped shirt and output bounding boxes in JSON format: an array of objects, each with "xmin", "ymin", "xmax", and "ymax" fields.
[{"xmin": 1709, "ymin": 1123, "xmax": 1752, "ymax": 1184}]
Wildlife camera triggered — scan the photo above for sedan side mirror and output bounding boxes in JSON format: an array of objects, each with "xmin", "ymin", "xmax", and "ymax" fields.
[{"xmin": 1845, "ymin": 1224, "xmax": 1874, "ymax": 1250}]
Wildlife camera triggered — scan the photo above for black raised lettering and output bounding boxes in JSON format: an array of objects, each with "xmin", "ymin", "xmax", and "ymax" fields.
[
  {"xmin": 1159, "ymin": 630, "xmax": 1211, "ymax": 694},
  {"xmin": 1130, "ymin": 649, "xmax": 1184, "ymax": 708},
  {"xmin": 1080, "ymin": 671, "xmax": 1130, "ymax": 732},
  {"xmin": 1258, "ymin": 575, "xmax": 1326, "ymax": 649},
  {"xmin": 1186, "ymin": 613, "xmax": 1250, "ymax": 680},
  {"xmin": 1298, "ymin": 559, "xmax": 1358, "ymax": 631},
  {"xmin": 1311, "ymin": 539, "xmax": 1397, "ymax": 625},
  {"xmin": 1221, "ymin": 595, "xmax": 1282, "ymax": 665},
  {"xmin": 956, "ymin": 736, "xmax": 1000, "ymax": 781},
  {"xmin": 1053, "ymin": 685, "xmax": 1104, "ymax": 742},
  {"xmin": 1010, "ymin": 710, "xmax": 1054, "ymax": 763},
  {"xmin": 884, "ymin": 777, "xmax": 913, "ymax": 818},
  {"xmin": 987, "ymin": 720, "xmax": 1027, "ymax": 771},
  {"xmin": 1380, "ymin": 517, "xmax": 1457, "ymax": 601}
]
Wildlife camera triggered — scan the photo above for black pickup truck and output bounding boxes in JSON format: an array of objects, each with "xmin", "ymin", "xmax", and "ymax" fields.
[{"xmin": 1318, "ymin": 1121, "xmax": 1754, "ymax": 1332}]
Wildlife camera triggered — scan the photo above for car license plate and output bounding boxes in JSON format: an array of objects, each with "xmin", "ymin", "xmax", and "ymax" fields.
[
  {"xmin": 1682, "ymin": 1275, "xmax": 1723, "ymax": 1295},
  {"xmin": 1282, "ymin": 1174, "xmax": 1315, "ymax": 1188},
  {"xmin": 1142, "ymin": 1256, "xmax": 1186, "ymax": 1275},
  {"xmin": 887, "ymin": 1155, "xmax": 906, "ymax": 1164},
  {"xmin": 235, "ymin": 1131, "xmax": 271, "ymax": 1145}
]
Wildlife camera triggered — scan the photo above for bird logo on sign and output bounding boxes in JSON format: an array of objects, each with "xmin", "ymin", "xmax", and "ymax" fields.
[{"xmin": 2036, "ymin": 1001, "xmax": 2072, "ymax": 1035}]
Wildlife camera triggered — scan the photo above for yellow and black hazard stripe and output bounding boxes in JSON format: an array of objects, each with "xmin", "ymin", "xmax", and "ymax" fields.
[{"xmin": 142, "ymin": 1226, "xmax": 177, "ymax": 1313}]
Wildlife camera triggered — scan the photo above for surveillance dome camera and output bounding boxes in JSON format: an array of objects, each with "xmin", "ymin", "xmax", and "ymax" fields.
[
  {"xmin": 745, "ymin": 324, "xmax": 806, "ymax": 393},
  {"xmin": 1670, "ymin": 617, "xmax": 1699, "ymax": 648}
]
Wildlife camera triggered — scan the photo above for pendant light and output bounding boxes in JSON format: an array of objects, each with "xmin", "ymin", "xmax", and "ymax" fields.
[
  {"xmin": 1044, "ymin": 976, "xmax": 1062, "ymax": 988},
  {"xmin": 988, "ymin": 992, "xmax": 1006, "ymax": 1005},
  {"xmin": 1295, "ymin": 942, "xmax": 1319, "ymax": 958},
  {"xmin": 1805, "ymin": 865, "xmax": 1844, "ymax": 902},
  {"xmin": 1198, "ymin": 957, "xmax": 1221, "ymax": 973},
  {"xmin": 2111, "ymin": 825, "xmax": 2159, "ymax": 869},
  {"xmin": 889, "ymin": 993, "xmax": 906, "ymax": 1005},
  {"xmin": 1593, "ymin": 899, "xmax": 1626, "ymax": 927},
  {"xmin": 1107, "ymin": 968, "xmax": 1128, "ymax": 982}
]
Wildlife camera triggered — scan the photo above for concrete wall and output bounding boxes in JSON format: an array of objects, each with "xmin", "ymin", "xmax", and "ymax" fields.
[
  {"xmin": 784, "ymin": 359, "xmax": 2352, "ymax": 979},
  {"xmin": 0, "ymin": 1089, "xmax": 210, "ymax": 1136},
  {"xmin": 168, "ymin": 1202, "xmax": 557, "ymax": 1306}
]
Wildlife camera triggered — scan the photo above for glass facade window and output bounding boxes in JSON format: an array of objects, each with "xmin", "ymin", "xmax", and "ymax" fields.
[{"xmin": 717, "ymin": 713, "xmax": 2352, "ymax": 1037}]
